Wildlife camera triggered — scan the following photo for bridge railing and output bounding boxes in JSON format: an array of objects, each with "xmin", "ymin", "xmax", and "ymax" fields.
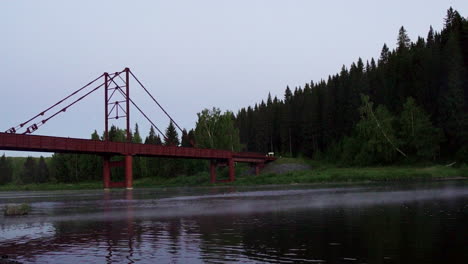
[{"xmin": 0, "ymin": 132, "xmax": 235, "ymax": 159}]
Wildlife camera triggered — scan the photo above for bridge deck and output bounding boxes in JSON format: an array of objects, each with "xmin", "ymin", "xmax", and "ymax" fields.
[{"xmin": 0, "ymin": 133, "xmax": 274, "ymax": 163}]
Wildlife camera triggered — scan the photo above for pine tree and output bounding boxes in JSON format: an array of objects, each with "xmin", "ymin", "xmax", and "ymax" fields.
[
  {"xmin": 161, "ymin": 121, "xmax": 181, "ymax": 177},
  {"xmin": 230, "ymin": 8, "xmax": 467, "ymax": 164},
  {"xmin": 0, "ymin": 154, "xmax": 13, "ymax": 185},
  {"xmin": 108, "ymin": 125, "xmax": 126, "ymax": 142},
  {"xmin": 132, "ymin": 123, "xmax": 143, "ymax": 179},
  {"xmin": 164, "ymin": 121, "xmax": 180, "ymax": 146},
  {"xmin": 284, "ymin": 86, "xmax": 292, "ymax": 103},
  {"xmin": 143, "ymin": 126, "xmax": 163, "ymax": 178},
  {"xmin": 181, "ymin": 129, "xmax": 192, "ymax": 147},
  {"xmin": 35, "ymin": 156, "xmax": 49, "ymax": 183},
  {"xmin": 132, "ymin": 123, "xmax": 142, "ymax": 144},
  {"xmin": 91, "ymin": 130, "xmax": 100, "ymax": 140},
  {"xmin": 21, "ymin": 156, "xmax": 37, "ymax": 184},
  {"xmin": 379, "ymin": 44, "xmax": 390, "ymax": 65},
  {"xmin": 427, "ymin": 26, "xmax": 435, "ymax": 47},
  {"xmin": 397, "ymin": 26, "xmax": 411, "ymax": 51},
  {"xmin": 145, "ymin": 126, "xmax": 160, "ymax": 144},
  {"xmin": 438, "ymin": 30, "xmax": 467, "ymax": 157}
]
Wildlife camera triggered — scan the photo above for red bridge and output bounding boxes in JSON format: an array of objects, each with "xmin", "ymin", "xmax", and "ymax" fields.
[{"xmin": 0, "ymin": 68, "xmax": 274, "ymax": 189}]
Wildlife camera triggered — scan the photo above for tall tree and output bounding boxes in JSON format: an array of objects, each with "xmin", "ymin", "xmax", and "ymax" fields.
[
  {"xmin": 397, "ymin": 26, "xmax": 411, "ymax": 51},
  {"xmin": 164, "ymin": 121, "xmax": 180, "ymax": 146},
  {"xmin": 399, "ymin": 98, "xmax": 442, "ymax": 160},
  {"xmin": 21, "ymin": 156, "xmax": 37, "ymax": 184},
  {"xmin": 353, "ymin": 95, "xmax": 403, "ymax": 165},
  {"xmin": 235, "ymin": 8, "xmax": 467, "ymax": 164},
  {"xmin": 132, "ymin": 123, "xmax": 142, "ymax": 144},
  {"xmin": 35, "ymin": 156, "xmax": 49, "ymax": 183},
  {"xmin": 0, "ymin": 154, "xmax": 13, "ymax": 185},
  {"xmin": 132, "ymin": 123, "xmax": 143, "ymax": 179},
  {"xmin": 195, "ymin": 107, "xmax": 241, "ymax": 151}
]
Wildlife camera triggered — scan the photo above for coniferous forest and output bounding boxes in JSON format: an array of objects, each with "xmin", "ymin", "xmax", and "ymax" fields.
[
  {"xmin": 236, "ymin": 8, "xmax": 468, "ymax": 165},
  {"xmin": 0, "ymin": 8, "xmax": 467, "ymax": 186}
]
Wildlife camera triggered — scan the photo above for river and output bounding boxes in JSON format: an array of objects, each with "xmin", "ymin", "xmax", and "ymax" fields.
[{"xmin": 1, "ymin": 181, "xmax": 467, "ymax": 263}]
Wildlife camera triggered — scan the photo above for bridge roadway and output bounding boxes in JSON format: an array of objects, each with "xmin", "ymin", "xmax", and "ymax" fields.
[{"xmin": 0, "ymin": 132, "xmax": 275, "ymax": 188}]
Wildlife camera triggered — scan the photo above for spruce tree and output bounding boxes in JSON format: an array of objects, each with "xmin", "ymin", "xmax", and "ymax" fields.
[
  {"xmin": 35, "ymin": 156, "xmax": 49, "ymax": 183},
  {"xmin": 181, "ymin": 129, "xmax": 191, "ymax": 147},
  {"xmin": 164, "ymin": 121, "xmax": 180, "ymax": 146},
  {"xmin": 397, "ymin": 26, "xmax": 411, "ymax": 51},
  {"xmin": 379, "ymin": 44, "xmax": 390, "ymax": 65},
  {"xmin": 21, "ymin": 157, "xmax": 37, "ymax": 184},
  {"xmin": 132, "ymin": 123, "xmax": 142, "ymax": 144},
  {"xmin": 132, "ymin": 123, "xmax": 143, "ymax": 179},
  {"xmin": 0, "ymin": 154, "xmax": 12, "ymax": 185}
]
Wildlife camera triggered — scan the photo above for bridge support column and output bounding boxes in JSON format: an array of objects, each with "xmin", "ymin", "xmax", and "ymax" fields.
[
  {"xmin": 228, "ymin": 158, "xmax": 235, "ymax": 182},
  {"xmin": 210, "ymin": 160, "xmax": 217, "ymax": 183},
  {"xmin": 125, "ymin": 155, "xmax": 133, "ymax": 190},
  {"xmin": 103, "ymin": 156, "xmax": 110, "ymax": 190},
  {"xmin": 249, "ymin": 162, "xmax": 264, "ymax": 176}
]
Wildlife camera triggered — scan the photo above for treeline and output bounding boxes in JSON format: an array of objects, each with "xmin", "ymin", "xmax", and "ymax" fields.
[
  {"xmin": 236, "ymin": 8, "xmax": 468, "ymax": 165},
  {"xmin": 0, "ymin": 155, "xmax": 50, "ymax": 185},
  {"xmin": 0, "ymin": 108, "xmax": 241, "ymax": 185}
]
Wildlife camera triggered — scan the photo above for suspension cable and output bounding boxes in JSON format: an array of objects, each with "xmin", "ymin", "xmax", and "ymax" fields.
[
  {"xmin": 108, "ymin": 76, "xmax": 168, "ymax": 141},
  {"xmin": 22, "ymin": 71, "xmax": 124, "ymax": 134},
  {"xmin": 128, "ymin": 70, "xmax": 185, "ymax": 134},
  {"xmin": 5, "ymin": 73, "xmax": 105, "ymax": 133}
]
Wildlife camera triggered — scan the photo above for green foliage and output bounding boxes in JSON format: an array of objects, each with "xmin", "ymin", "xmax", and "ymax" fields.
[
  {"xmin": 108, "ymin": 125, "xmax": 126, "ymax": 142},
  {"xmin": 35, "ymin": 156, "xmax": 49, "ymax": 183},
  {"xmin": 132, "ymin": 124, "xmax": 142, "ymax": 144},
  {"xmin": 399, "ymin": 97, "xmax": 442, "ymax": 160},
  {"xmin": 161, "ymin": 121, "xmax": 183, "ymax": 177},
  {"xmin": 195, "ymin": 107, "xmax": 241, "ymax": 151},
  {"xmin": 354, "ymin": 95, "xmax": 401, "ymax": 165},
  {"xmin": 21, "ymin": 156, "xmax": 37, "ymax": 184},
  {"xmin": 164, "ymin": 121, "xmax": 180, "ymax": 146},
  {"xmin": 235, "ymin": 8, "xmax": 468, "ymax": 164},
  {"xmin": 397, "ymin": 26, "xmax": 411, "ymax": 51},
  {"xmin": 48, "ymin": 130, "xmax": 102, "ymax": 183},
  {"xmin": 132, "ymin": 124, "xmax": 143, "ymax": 179},
  {"xmin": 145, "ymin": 126, "xmax": 162, "ymax": 144},
  {"xmin": 0, "ymin": 154, "xmax": 13, "ymax": 185}
]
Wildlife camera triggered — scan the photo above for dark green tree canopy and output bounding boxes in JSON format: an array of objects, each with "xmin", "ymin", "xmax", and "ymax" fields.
[
  {"xmin": 164, "ymin": 121, "xmax": 180, "ymax": 146},
  {"xmin": 235, "ymin": 8, "xmax": 468, "ymax": 163}
]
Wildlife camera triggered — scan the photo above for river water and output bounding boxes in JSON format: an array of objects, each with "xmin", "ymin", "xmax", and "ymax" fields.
[{"xmin": 1, "ymin": 181, "xmax": 467, "ymax": 264}]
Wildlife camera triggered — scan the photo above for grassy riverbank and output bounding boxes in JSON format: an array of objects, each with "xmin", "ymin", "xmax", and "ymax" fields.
[{"xmin": 0, "ymin": 158, "xmax": 466, "ymax": 191}]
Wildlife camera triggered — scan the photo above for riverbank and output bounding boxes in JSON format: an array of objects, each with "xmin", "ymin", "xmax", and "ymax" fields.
[{"xmin": 0, "ymin": 159, "xmax": 466, "ymax": 191}]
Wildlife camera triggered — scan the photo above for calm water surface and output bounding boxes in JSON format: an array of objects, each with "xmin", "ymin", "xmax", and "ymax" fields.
[{"xmin": 1, "ymin": 181, "xmax": 467, "ymax": 263}]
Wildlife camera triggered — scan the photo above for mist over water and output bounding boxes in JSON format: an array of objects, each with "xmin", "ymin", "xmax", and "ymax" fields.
[{"xmin": 1, "ymin": 181, "xmax": 467, "ymax": 263}]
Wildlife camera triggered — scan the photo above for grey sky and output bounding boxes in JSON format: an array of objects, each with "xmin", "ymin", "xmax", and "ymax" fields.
[{"xmin": 1, "ymin": 0, "xmax": 467, "ymax": 156}]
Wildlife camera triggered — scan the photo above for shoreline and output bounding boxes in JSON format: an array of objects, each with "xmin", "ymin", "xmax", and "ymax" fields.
[{"xmin": 0, "ymin": 164, "xmax": 466, "ymax": 192}]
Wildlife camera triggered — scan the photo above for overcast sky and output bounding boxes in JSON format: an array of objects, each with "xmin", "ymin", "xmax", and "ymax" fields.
[{"xmin": 1, "ymin": 0, "xmax": 467, "ymax": 156}]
